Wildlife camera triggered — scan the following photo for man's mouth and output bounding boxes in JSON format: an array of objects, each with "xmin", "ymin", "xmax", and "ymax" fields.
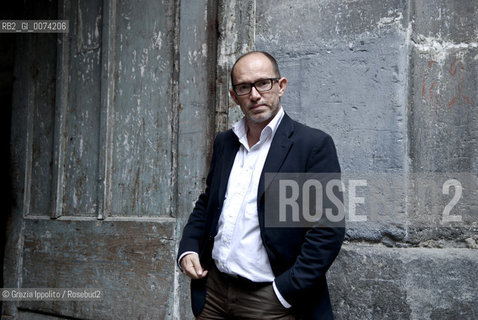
[{"xmin": 250, "ymin": 104, "xmax": 266, "ymax": 110}]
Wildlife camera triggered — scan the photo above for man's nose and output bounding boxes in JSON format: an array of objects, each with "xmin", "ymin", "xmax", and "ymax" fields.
[{"xmin": 250, "ymin": 86, "xmax": 261, "ymax": 100}]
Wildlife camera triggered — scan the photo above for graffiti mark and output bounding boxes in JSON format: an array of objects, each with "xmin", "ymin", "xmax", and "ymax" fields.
[
  {"xmin": 422, "ymin": 60, "xmax": 438, "ymax": 107},
  {"xmin": 446, "ymin": 58, "xmax": 473, "ymax": 108},
  {"xmin": 421, "ymin": 57, "xmax": 474, "ymax": 109}
]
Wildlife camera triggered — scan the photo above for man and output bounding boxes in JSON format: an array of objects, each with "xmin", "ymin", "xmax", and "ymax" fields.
[{"xmin": 178, "ymin": 51, "xmax": 344, "ymax": 319}]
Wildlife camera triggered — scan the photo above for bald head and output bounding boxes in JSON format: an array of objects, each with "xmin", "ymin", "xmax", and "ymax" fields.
[{"xmin": 230, "ymin": 51, "xmax": 281, "ymax": 85}]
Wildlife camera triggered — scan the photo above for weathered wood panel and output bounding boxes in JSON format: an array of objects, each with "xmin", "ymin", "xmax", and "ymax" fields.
[
  {"xmin": 109, "ymin": 0, "xmax": 176, "ymax": 217},
  {"xmin": 61, "ymin": 1, "xmax": 103, "ymax": 216},
  {"xmin": 6, "ymin": 0, "xmax": 216, "ymax": 319},
  {"xmin": 26, "ymin": 31, "xmax": 58, "ymax": 217},
  {"xmin": 20, "ymin": 218, "xmax": 175, "ymax": 319}
]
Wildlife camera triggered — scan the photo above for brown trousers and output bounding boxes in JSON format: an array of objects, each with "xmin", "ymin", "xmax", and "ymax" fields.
[{"xmin": 196, "ymin": 265, "xmax": 296, "ymax": 320}]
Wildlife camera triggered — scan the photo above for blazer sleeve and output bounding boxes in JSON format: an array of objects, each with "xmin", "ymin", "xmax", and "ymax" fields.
[
  {"xmin": 274, "ymin": 134, "xmax": 345, "ymax": 305},
  {"xmin": 177, "ymin": 134, "xmax": 220, "ymax": 259}
]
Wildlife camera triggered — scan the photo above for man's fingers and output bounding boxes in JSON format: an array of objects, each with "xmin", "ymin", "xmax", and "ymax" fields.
[
  {"xmin": 190, "ymin": 255, "xmax": 203, "ymax": 276},
  {"xmin": 181, "ymin": 255, "xmax": 195, "ymax": 276},
  {"xmin": 180, "ymin": 253, "xmax": 207, "ymax": 279}
]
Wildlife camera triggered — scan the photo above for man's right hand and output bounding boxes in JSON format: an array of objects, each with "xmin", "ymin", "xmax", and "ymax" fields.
[{"xmin": 180, "ymin": 253, "xmax": 208, "ymax": 279}]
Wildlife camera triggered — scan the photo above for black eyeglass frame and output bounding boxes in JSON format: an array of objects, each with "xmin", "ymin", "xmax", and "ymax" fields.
[{"xmin": 232, "ymin": 78, "xmax": 280, "ymax": 96}]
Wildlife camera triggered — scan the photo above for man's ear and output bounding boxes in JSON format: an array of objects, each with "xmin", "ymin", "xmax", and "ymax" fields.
[
  {"xmin": 278, "ymin": 77, "xmax": 288, "ymax": 97},
  {"xmin": 229, "ymin": 88, "xmax": 240, "ymax": 105}
]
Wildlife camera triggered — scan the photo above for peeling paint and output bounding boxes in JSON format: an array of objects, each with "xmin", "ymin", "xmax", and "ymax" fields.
[
  {"xmin": 152, "ymin": 25, "xmax": 163, "ymax": 50},
  {"xmin": 413, "ymin": 34, "xmax": 478, "ymax": 64},
  {"xmin": 377, "ymin": 10, "xmax": 403, "ymax": 29}
]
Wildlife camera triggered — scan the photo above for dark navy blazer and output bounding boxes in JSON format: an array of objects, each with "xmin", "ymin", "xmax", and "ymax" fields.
[{"xmin": 178, "ymin": 113, "xmax": 345, "ymax": 319}]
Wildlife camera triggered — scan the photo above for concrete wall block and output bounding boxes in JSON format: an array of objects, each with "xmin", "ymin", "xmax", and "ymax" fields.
[
  {"xmin": 255, "ymin": 0, "xmax": 410, "ymax": 174},
  {"xmin": 328, "ymin": 244, "xmax": 478, "ymax": 320},
  {"xmin": 276, "ymin": 39, "xmax": 408, "ymax": 174},
  {"xmin": 408, "ymin": 48, "xmax": 478, "ymax": 173},
  {"xmin": 411, "ymin": 0, "xmax": 477, "ymax": 43},
  {"xmin": 255, "ymin": 0, "xmax": 409, "ymax": 45},
  {"xmin": 407, "ymin": 0, "xmax": 478, "ymax": 245},
  {"xmin": 341, "ymin": 173, "xmax": 407, "ymax": 244},
  {"xmin": 406, "ymin": 172, "xmax": 478, "ymax": 244}
]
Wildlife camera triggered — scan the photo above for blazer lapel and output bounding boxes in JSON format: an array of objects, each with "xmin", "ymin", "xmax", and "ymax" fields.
[
  {"xmin": 258, "ymin": 113, "xmax": 295, "ymax": 199},
  {"xmin": 217, "ymin": 132, "xmax": 240, "ymax": 205}
]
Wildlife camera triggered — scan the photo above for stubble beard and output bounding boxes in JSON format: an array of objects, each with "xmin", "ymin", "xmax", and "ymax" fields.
[{"xmin": 246, "ymin": 103, "xmax": 279, "ymax": 125}]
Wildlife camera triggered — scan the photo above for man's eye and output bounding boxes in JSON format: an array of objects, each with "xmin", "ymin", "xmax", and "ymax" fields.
[
  {"xmin": 238, "ymin": 84, "xmax": 250, "ymax": 91},
  {"xmin": 256, "ymin": 80, "xmax": 269, "ymax": 88}
]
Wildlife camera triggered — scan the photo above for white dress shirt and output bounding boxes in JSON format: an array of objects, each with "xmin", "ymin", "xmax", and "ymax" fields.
[{"xmin": 211, "ymin": 107, "xmax": 290, "ymax": 308}]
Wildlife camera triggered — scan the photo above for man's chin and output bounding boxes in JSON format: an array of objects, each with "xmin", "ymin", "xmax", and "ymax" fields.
[
  {"xmin": 247, "ymin": 110, "xmax": 275, "ymax": 124},
  {"xmin": 248, "ymin": 114, "xmax": 271, "ymax": 124}
]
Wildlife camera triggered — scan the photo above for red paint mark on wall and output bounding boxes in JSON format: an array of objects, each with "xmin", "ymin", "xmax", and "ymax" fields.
[
  {"xmin": 446, "ymin": 58, "xmax": 472, "ymax": 108},
  {"xmin": 421, "ymin": 57, "xmax": 473, "ymax": 109}
]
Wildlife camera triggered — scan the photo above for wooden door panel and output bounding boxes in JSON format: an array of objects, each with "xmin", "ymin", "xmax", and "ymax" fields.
[
  {"xmin": 5, "ymin": 0, "xmax": 215, "ymax": 319},
  {"xmin": 19, "ymin": 218, "xmax": 175, "ymax": 319},
  {"xmin": 110, "ymin": 0, "xmax": 176, "ymax": 217}
]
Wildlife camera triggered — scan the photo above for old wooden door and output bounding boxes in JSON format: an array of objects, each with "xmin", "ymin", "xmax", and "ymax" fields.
[{"xmin": 5, "ymin": 0, "xmax": 216, "ymax": 318}]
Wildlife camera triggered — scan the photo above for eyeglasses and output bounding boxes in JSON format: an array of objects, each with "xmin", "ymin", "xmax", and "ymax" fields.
[{"xmin": 232, "ymin": 78, "xmax": 279, "ymax": 96}]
